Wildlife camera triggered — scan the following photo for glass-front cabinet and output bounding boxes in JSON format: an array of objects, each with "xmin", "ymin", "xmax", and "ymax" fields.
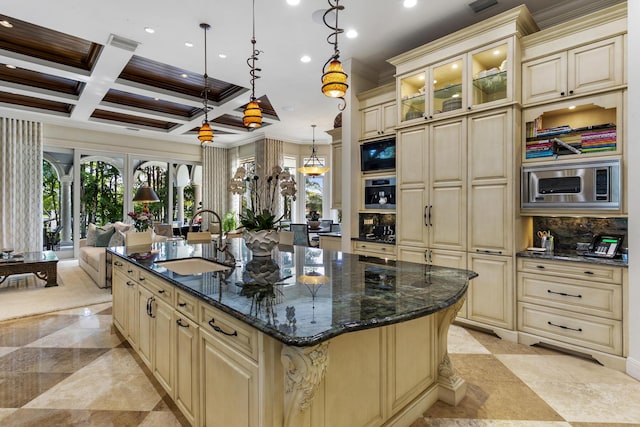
[
  {"xmin": 398, "ymin": 39, "xmax": 514, "ymax": 125},
  {"xmin": 470, "ymin": 41, "xmax": 510, "ymax": 107}
]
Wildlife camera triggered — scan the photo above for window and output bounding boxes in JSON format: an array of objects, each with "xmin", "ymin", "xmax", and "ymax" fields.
[{"xmin": 304, "ymin": 174, "xmax": 323, "ymax": 219}]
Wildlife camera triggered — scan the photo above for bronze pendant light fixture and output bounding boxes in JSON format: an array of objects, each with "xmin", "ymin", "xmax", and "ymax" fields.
[
  {"xmin": 321, "ymin": 0, "xmax": 348, "ymax": 111},
  {"xmin": 298, "ymin": 124, "xmax": 329, "ymax": 176},
  {"xmin": 243, "ymin": 0, "xmax": 263, "ymax": 128},
  {"xmin": 198, "ymin": 22, "xmax": 214, "ymax": 145}
]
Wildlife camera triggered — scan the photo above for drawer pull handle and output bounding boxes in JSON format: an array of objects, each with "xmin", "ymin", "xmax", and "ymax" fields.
[
  {"xmin": 158, "ymin": 289, "xmax": 166, "ymax": 294},
  {"xmin": 208, "ymin": 318, "xmax": 238, "ymax": 337},
  {"xmin": 139, "ymin": 276, "xmax": 145, "ymax": 281},
  {"xmin": 127, "ymin": 269, "xmax": 133, "ymax": 273},
  {"xmin": 178, "ymin": 302, "xmax": 187, "ymax": 307},
  {"xmin": 126, "ymin": 281, "xmax": 135, "ymax": 287},
  {"xmin": 547, "ymin": 289, "xmax": 582, "ymax": 298},
  {"xmin": 584, "ymin": 271, "xmax": 594, "ymax": 275},
  {"xmin": 548, "ymin": 321, "xmax": 582, "ymax": 332},
  {"xmin": 114, "ymin": 261, "xmax": 123, "ymax": 267},
  {"xmin": 536, "ymin": 265, "xmax": 545, "ymax": 269},
  {"xmin": 476, "ymin": 249, "xmax": 503, "ymax": 255},
  {"xmin": 176, "ymin": 318, "xmax": 189, "ymax": 328}
]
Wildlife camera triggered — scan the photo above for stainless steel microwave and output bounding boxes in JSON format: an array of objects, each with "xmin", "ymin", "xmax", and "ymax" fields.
[{"xmin": 521, "ymin": 159, "xmax": 621, "ymax": 210}]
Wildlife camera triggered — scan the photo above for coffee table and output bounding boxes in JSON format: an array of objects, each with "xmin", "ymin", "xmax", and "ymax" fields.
[{"xmin": 0, "ymin": 250, "xmax": 59, "ymax": 287}]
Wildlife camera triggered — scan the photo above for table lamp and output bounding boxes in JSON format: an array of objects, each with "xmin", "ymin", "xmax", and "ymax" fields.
[{"xmin": 132, "ymin": 185, "xmax": 160, "ymax": 214}]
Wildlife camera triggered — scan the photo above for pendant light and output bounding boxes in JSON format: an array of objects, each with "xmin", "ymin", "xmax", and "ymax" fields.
[
  {"xmin": 298, "ymin": 125, "xmax": 329, "ymax": 176},
  {"xmin": 321, "ymin": 0, "xmax": 348, "ymax": 111},
  {"xmin": 198, "ymin": 23, "xmax": 214, "ymax": 144},
  {"xmin": 243, "ymin": 0, "xmax": 263, "ymax": 128}
]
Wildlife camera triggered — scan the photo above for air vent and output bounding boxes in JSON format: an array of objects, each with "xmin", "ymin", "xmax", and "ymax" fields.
[{"xmin": 468, "ymin": 0, "xmax": 498, "ymax": 13}]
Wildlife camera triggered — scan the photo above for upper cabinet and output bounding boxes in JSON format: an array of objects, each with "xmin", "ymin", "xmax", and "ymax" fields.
[
  {"xmin": 521, "ymin": 3, "xmax": 626, "ymax": 107},
  {"xmin": 391, "ymin": 6, "xmax": 536, "ymax": 126},
  {"xmin": 522, "ymin": 37, "xmax": 624, "ymax": 105},
  {"xmin": 357, "ymin": 83, "xmax": 396, "ymax": 141},
  {"xmin": 398, "ymin": 40, "xmax": 514, "ymax": 125}
]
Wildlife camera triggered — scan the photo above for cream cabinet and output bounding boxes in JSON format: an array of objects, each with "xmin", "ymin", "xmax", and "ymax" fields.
[
  {"xmin": 395, "ymin": 34, "xmax": 519, "ymax": 126},
  {"xmin": 522, "ymin": 36, "xmax": 623, "ymax": 105},
  {"xmin": 464, "ymin": 253, "xmax": 514, "ymax": 331},
  {"xmin": 396, "ymin": 117, "xmax": 466, "ymax": 264},
  {"xmin": 199, "ymin": 304, "xmax": 260, "ymax": 427},
  {"xmin": 352, "ymin": 240, "xmax": 396, "ymax": 260},
  {"xmin": 327, "ymin": 128, "xmax": 342, "ymax": 209},
  {"xmin": 516, "ymin": 257, "xmax": 626, "ymax": 370},
  {"xmin": 174, "ymin": 312, "xmax": 199, "ymax": 427},
  {"xmin": 361, "ymin": 101, "xmax": 396, "ymax": 139},
  {"xmin": 112, "ymin": 267, "xmax": 139, "ymax": 347},
  {"xmin": 468, "ymin": 108, "xmax": 515, "ymax": 255},
  {"xmin": 357, "ymin": 83, "xmax": 396, "ymax": 141}
]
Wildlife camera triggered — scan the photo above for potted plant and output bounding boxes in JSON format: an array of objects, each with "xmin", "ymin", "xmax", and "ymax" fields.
[
  {"xmin": 222, "ymin": 211, "xmax": 239, "ymax": 236},
  {"xmin": 307, "ymin": 210, "xmax": 321, "ymax": 230},
  {"xmin": 228, "ymin": 165, "xmax": 297, "ymax": 256}
]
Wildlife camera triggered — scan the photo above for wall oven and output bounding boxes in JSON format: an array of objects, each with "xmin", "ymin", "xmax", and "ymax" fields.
[
  {"xmin": 364, "ymin": 177, "xmax": 396, "ymax": 209},
  {"xmin": 521, "ymin": 159, "xmax": 621, "ymax": 210}
]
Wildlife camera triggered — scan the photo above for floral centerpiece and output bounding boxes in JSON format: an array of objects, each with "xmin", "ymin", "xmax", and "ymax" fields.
[
  {"xmin": 229, "ymin": 165, "xmax": 297, "ymax": 256},
  {"xmin": 127, "ymin": 211, "xmax": 153, "ymax": 232}
]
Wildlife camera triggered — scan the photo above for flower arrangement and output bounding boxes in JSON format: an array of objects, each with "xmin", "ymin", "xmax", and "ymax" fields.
[
  {"xmin": 127, "ymin": 211, "xmax": 153, "ymax": 232},
  {"xmin": 228, "ymin": 165, "xmax": 297, "ymax": 231}
]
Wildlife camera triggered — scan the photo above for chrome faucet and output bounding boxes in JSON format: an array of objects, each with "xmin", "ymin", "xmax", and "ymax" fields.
[{"xmin": 189, "ymin": 209, "xmax": 235, "ymax": 266}]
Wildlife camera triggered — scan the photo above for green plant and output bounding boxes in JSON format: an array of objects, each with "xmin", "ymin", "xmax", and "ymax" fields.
[{"xmin": 222, "ymin": 211, "xmax": 238, "ymax": 233}]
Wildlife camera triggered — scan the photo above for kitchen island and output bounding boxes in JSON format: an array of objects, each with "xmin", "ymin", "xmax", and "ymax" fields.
[{"xmin": 109, "ymin": 239, "xmax": 477, "ymax": 427}]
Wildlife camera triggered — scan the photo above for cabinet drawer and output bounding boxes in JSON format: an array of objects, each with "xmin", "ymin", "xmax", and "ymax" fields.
[
  {"xmin": 517, "ymin": 273, "xmax": 622, "ymax": 320},
  {"xmin": 517, "ymin": 258, "xmax": 622, "ymax": 284},
  {"xmin": 200, "ymin": 304, "xmax": 259, "ymax": 362},
  {"xmin": 139, "ymin": 272, "xmax": 174, "ymax": 305},
  {"xmin": 112, "ymin": 258, "xmax": 138, "ymax": 280},
  {"xmin": 175, "ymin": 290, "xmax": 198, "ymax": 321},
  {"xmin": 354, "ymin": 241, "xmax": 396, "ymax": 257},
  {"xmin": 518, "ymin": 302, "xmax": 622, "ymax": 356}
]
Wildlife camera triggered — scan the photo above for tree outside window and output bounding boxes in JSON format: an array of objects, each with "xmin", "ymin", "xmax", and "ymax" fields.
[
  {"xmin": 79, "ymin": 160, "xmax": 123, "ymax": 237},
  {"xmin": 305, "ymin": 175, "xmax": 323, "ymax": 218}
]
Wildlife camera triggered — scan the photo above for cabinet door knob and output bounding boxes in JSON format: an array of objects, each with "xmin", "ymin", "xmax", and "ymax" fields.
[
  {"xmin": 560, "ymin": 91, "xmax": 565, "ymax": 96},
  {"xmin": 178, "ymin": 302, "xmax": 187, "ymax": 307},
  {"xmin": 569, "ymin": 90, "xmax": 574, "ymax": 95},
  {"xmin": 176, "ymin": 318, "xmax": 190, "ymax": 328},
  {"xmin": 114, "ymin": 261, "xmax": 123, "ymax": 267}
]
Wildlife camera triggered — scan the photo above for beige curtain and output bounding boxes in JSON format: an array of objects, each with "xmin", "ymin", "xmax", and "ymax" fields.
[
  {"xmin": 201, "ymin": 145, "xmax": 228, "ymax": 228},
  {"xmin": 255, "ymin": 138, "xmax": 284, "ymax": 217},
  {"xmin": 0, "ymin": 118, "xmax": 43, "ymax": 252}
]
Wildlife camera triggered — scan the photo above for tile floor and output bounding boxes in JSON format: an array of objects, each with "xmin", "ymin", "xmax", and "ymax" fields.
[{"xmin": 0, "ymin": 302, "xmax": 639, "ymax": 426}]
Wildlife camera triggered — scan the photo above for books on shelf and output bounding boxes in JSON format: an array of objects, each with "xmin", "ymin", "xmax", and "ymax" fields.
[{"xmin": 525, "ymin": 127, "xmax": 617, "ymax": 158}]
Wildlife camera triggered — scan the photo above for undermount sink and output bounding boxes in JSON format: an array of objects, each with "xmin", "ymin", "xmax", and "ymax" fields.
[{"xmin": 156, "ymin": 258, "xmax": 231, "ymax": 275}]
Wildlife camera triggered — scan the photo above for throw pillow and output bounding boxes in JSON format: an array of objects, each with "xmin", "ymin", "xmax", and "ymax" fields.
[
  {"xmin": 86, "ymin": 223, "xmax": 115, "ymax": 246},
  {"xmin": 114, "ymin": 221, "xmax": 132, "ymax": 234},
  {"xmin": 94, "ymin": 227, "xmax": 116, "ymax": 247},
  {"xmin": 108, "ymin": 230, "xmax": 126, "ymax": 247}
]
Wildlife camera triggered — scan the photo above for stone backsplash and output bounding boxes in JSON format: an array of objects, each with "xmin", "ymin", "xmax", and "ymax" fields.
[{"xmin": 532, "ymin": 216, "xmax": 628, "ymax": 252}]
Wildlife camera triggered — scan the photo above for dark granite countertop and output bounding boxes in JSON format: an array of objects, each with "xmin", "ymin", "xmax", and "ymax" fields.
[
  {"xmin": 516, "ymin": 249, "xmax": 628, "ymax": 268},
  {"xmin": 108, "ymin": 239, "xmax": 476, "ymax": 347}
]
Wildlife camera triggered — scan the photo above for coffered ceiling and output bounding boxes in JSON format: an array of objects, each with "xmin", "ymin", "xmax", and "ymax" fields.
[{"xmin": 0, "ymin": 0, "xmax": 623, "ymax": 146}]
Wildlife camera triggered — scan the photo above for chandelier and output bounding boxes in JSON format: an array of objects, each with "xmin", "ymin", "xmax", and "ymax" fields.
[
  {"xmin": 298, "ymin": 125, "xmax": 329, "ymax": 176},
  {"xmin": 243, "ymin": 0, "xmax": 263, "ymax": 128},
  {"xmin": 198, "ymin": 23, "xmax": 214, "ymax": 145},
  {"xmin": 321, "ymin": 0, "xmax": 348, "ymax": 111}
]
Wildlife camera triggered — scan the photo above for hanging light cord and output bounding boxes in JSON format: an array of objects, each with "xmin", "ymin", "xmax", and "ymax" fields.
[
  {"xmin": 200, "ymin": 23, "xmax": 211, "ymax": 122},
  {"xmin": 322, "ymin": 0, "xmax": 347, "ymax": 111},
  {"xmin": 247, "ymin": 0, "xmax": 262, "ymax": 103}
]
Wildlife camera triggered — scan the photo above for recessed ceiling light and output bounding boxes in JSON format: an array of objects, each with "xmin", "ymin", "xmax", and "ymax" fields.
[
  {"xmin": 5, "ymin": 64, "xmax": 16, "ymax": 69},
  {"xmin": 403, "ymin": 0, "xmax": 417, "ymax": 8},
  {"xmin": 346, "ymin": 29, "xmax": 358, "ymax": 39},
  {"xmin": 300, "ymin": 55, "xmax": 311, "ymax": 63},
  {"xmin": 154, "ymin": 97, "xmax": 160, "ymax": 101},
  {"xmin": 218, "ymin": 53, "xmax": 227, "ymax": 59},
  {"xmin": 185, "ymin": 42, "xmax": 194, "ymax": 48},
  {"xmin": 287, "ymin": 0, "xmax": 300, "ymax": 5},
  {"xmin": 568, "ymin": 105, "xmax": 576, "ymax": 110},
  {"xmin": 181, "ymin": 73, "xmax": 188, "ymax": 78},
  {"xmin": 144, "ymin": 27, "xmax": 155, "ymax": 34},
  {"xmin": 0, "ymin": 20, "xmax": 13, "ymax": 28},
  {"xmin": 493, "ymin": 49, "xmax": 501, "ymax": 55},
  {"xmin": 452, "ymin": 63, "xmax": 458, "ymax": 69},
  {"xmin": 418, "ymin": 75, "xmax": 425, "ymax": 81}
]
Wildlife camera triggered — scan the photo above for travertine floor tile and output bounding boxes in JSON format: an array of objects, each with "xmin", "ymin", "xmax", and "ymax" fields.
[
  {"xmin": 419, "ymin": 420, "xmax": 572, "ymax": 426},
  {"xmin": 0, "ymin": 347, "xmax": 17, "ymax": 358},
  {"xmin": 448, "ymin": 325, "xmax": 491, "ymax": 354},
  {"xmin": 23, "ymin": 348, "xmax": 162, "ymax": 411},
  {"xmin": 54, "ymin": 302, "xmax": 112, "ymax": 317},
  {"xmin": 0, "ymin": 347, "xmax": 108, "ymax": 373},
  {"xmin": 0, "ymin": 408, "xmax": 17, "ymax": 424},
  {"xmin": 0, "ymin": 315, "xmax": 78, "ymax": 347},
  {"xmin": 0, "ymin": 408, "xmax": 149, "ymax": 427},
  {"xmin": 463, "ymin": 328, "xmax": 559, "ymax": 356},
  {"xmin": 139, "ymin": 411, "xmax": 184, "ymax": 426},
  {"xmin": 25, "ymin": 319, "xmax": 124, "ymax": 349},
  {"xmin": 0, "ymin": 372, "xmax": 71, "ymax": 407}
]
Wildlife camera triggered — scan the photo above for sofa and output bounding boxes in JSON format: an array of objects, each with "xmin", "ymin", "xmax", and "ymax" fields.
[{"xmin": 78, "ymin": 222, "xmax": 131, "ymax": 288}]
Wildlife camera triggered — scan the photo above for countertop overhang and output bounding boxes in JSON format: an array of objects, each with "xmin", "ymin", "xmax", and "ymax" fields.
[{"xmin": 108, "ymin": 240, "xmax": 477, "ymax": 347}]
